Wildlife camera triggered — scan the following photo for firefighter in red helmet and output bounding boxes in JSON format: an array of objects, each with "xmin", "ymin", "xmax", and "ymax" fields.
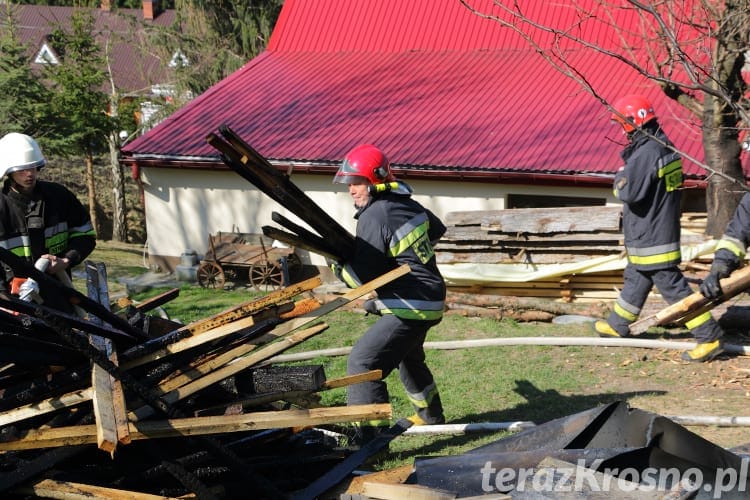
[
  {"xmin": 594, "ymin": 96, "xmax": 725, "ymax": 362},
  {"xmin": 332, "ymin": 144, "xmax": 446, "ymax": 444}
]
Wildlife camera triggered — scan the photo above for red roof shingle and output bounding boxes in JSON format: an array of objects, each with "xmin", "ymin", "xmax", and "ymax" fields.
[{"xmin": 121, "ymin": 0, "xmax": 731, "ymax": 182}]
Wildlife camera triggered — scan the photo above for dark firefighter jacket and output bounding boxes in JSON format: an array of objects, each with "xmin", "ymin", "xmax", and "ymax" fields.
[
  {"xmin": 713, "ymin": 192, "xmax": 750, "ymax": 269},
  {"xmin": 339, "ymin": 181, "xmax": 446, "ymax": 321},
  {"xmin": 0, "ymin": 180, "xmax": 96, "ymax": 274},
  {"xmin": 613, "ymin": 123, "xmax": 683, "ymax": 271}
]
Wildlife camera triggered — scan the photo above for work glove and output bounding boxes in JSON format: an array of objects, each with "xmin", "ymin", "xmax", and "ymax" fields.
[
  {"xmin": 699, "ymin": 259, "xmax": 734, "ymax": 299},
  {"xmin": 363, "ymin": 298, "xmax": 381, "ymax": 316}
]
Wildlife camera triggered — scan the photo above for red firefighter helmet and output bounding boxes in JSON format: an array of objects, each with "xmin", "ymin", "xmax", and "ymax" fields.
[
  {"xmin": 333, "ymin": 144, "xmax": 394, "ymax": 185},
  {"xmin": 611, "ymin": 95, "xmax": 657, "ymax": 133}
]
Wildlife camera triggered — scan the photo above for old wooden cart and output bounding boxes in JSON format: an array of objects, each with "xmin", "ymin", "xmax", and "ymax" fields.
[{"xmin": 197, "ymin": 232, "xmax": 300, "ymax": 291}]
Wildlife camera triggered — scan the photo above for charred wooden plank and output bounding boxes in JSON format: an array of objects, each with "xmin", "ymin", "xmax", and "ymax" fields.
[
  {"xmin": 85, "ymin": 261, "xmax": 130, "ymax": 453},
  {"xmin": 270, "ymin": 211, "xmax": 344, "ymax": 260},
  {"xmin": 291, "ymin": 418, "xmax": 412, "ymax": 500},
  {"xmin": 251, "ymin": 365, "xmax": 326, "ymax": 394},
  {"xmin": 0, "ymin": 297, "xmax": 137, "ymax": 346},
  {"xmin": 216, "ymin": 125, "xmax": 355, "ymax": 256},
  {"xmin": 0, "ymin": 247, "xmax": 145, "ymax": 341},
  {"xmin": 262, "ymin": 225, "xmax": 342, "ymax": 261}
]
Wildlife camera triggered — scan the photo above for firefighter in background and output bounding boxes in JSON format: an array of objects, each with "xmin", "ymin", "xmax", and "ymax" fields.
[
  {"xmin": 699, "ymin": 192, "xmax": 750, "ymax": 299},
  {"xmin": 331, "ymin": 144, "xmax": 446, "ymax": 442},
  {"xmin": 594, "ymin": 95, "xmax": 725, "ymax": 363},
  {"xmin": 0, "ymin": 133, "xmax": 96, "ymax": 308}
]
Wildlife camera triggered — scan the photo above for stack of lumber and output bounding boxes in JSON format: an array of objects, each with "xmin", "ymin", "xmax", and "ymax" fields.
[
  {"xmin": 436, "ymin": 206, "xmax": 712, "ymax": 302},
  {"xmin": 0, "ymin": 252, "xmax": 410, "ymax": 498},
  {"xmin": 437, "ymin": 206, "xmax": 625, "ymax": 266}
]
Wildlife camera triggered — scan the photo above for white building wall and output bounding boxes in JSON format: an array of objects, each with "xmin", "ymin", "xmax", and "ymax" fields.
[{"xmin": 141, "ymin": 167, "xmax": 618, "ymax": 268}]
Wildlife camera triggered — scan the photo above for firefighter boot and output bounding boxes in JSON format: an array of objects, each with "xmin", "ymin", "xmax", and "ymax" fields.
[
  {"xmin": 681, "ymin": 340, "xmax": 724, "ymax": 363},
  {"xmin": 407, "ymin": 413, "xmax": 445, "ymax": 426},
  {"xmin": 593, "ymin": 320, "xmax": 625, "ymax": 338}
]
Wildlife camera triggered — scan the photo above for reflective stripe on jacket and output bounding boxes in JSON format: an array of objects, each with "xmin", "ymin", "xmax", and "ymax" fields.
[
  {"xmin": 0, "ymin": 180, "xmax": 96, "ymax": 267},
  {"xmin": 613, "ymin": 126, "xmax": 683, "ymax": 271},
  {"xmin": 342, "ymin": 181, "xmax": 446, "ymax": 321}
]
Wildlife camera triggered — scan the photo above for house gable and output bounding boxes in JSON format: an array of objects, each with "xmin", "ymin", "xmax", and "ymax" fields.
[{"xmin": 3, "ymin": 2, "xmax": 177, "ymax": 98}]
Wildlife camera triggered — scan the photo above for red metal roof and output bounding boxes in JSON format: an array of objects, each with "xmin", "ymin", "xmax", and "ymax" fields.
[{"xmin": 121, "ymin": 0, "xmax": 735, "ymax": 182}]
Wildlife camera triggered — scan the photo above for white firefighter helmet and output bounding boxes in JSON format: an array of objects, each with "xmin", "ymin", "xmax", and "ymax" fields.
[{"xmin": 0, "ymin": 133, "xmax": 46, "ymax": 178}]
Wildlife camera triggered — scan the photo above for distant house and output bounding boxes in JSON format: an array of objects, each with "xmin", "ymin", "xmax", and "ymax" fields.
[
  {"xmin": 119, "ymin": 0, "xmax": 749, "ymax": 273},
  {"xmin": 3, "ymin": 0, "xmax": 178, "ymax": 129}
]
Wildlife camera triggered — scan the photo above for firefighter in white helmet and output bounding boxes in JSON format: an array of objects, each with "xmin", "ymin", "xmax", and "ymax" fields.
[{"xmin": 0, "ymin": 133, "xmax": 96, "ymax": 309}]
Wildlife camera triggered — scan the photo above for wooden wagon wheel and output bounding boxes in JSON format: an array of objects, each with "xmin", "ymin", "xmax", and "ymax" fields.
[
  {"xmin": 249, "ymin": 261, "xmax": 284, "ymax": 292},
  {"xmin": 197, "ymin": 262, "xmax": 225, "ymax": 289}
]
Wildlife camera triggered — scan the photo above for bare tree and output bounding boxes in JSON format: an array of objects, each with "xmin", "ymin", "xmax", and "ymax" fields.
[{"xmin": 461, "ymin": 0, "xmax": 749, "ymax": 236}]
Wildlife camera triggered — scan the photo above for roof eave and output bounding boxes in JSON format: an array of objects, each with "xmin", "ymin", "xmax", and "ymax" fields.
[{"xmin": 120, "ymin": 155, "xmax": 708, "ymax": 189}]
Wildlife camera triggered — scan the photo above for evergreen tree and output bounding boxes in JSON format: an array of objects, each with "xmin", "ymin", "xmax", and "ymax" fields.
[
  {"xmin": 0, "ymin": 5, "xmax": 57, "ymax": 144},
  {"xmin": 46, "ymin": 9, "xmax": 115, "ymax": 237}
]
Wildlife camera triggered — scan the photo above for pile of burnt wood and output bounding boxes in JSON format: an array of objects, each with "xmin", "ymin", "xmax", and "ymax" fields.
[{"xmin": 0, "ymin": 249, "xmax": 408, "ymax": 499}]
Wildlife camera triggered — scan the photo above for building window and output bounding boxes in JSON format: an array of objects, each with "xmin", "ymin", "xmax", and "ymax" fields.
[
  {"xmin": 508, "ymin": 194, "xmax": 606, "ymax": 209},
  {"xmin": 34, "ymin": 43, "xmax": 59, "ymax": 65}
]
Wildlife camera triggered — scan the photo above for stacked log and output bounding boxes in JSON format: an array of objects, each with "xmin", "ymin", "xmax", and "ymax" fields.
[
  {"xmin": 436, "ymin": 207, "xmax": 712, "ymax": 302},
  {"xmin": 0, "ymin": 259, "xmax": 410, "ymax": 498}
]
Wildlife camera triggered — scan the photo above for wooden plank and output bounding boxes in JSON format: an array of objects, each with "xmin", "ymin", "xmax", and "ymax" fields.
[
  {"xmin": 343, "ymin": 464, "xmax": 415, "ymax": 496},
  {"xmin": 436, "ymin": 252, "xmax": 614, "ymax": 265},
  {"xmin": 22, "ymin": 478, "xmax": 188, "ymax": 499},
  {"xmin": 361, "ymin": 481, "xmax": 457, "ymax": 499},
  {"xmin": 194, "ymin": 370, "xmax": 384, "ymax": 414},
  {"xmin": 121, "ymin": 314, "xmax": 261, "ymax": 370},
  {"xmin": 121, "ymin": 276, "xmax": 321, "ymax": 363},
  {"xmin": 167, "ymin": 275, "xmax": 322, "ymax": 337},
  {"xmin": 444, "ymin": 206, "xmax": 622, "ymax": 232},
  {"xmin": 441, "ymin": 225, "xmax": 622, "ymax": 242},
  {"xmin": 323, "ymin": 370, "xmax": 382, "ymax": 389},
  {"xmin": 85, "ymin": 261, "xmax": 130, "ymax": 454},
  {"xmin": 0, "ymin": 404, "xmax": 392, "ymax": 451},
  {"xmin": 128, "ymin": 287, "xmax": 180, "ymax": 313},
  {"xmin": 629, "ymin": 265, "xmax": 750, "ymax": 335},
  {"xmin": 0, "ymin": 388, "xmax": 93, "ymax": 427}
]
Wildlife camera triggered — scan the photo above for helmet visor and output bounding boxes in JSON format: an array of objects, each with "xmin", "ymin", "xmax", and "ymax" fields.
[{"xmin": 333, "ymin": 159, "xmax": 370, "ymax": 184}]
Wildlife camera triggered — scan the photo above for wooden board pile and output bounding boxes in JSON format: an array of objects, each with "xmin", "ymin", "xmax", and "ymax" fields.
[
  {"xmin": 436, "ymin": 206, "xmax": 711, "ymax": 302},
  {"xmin": 0, "ymin": 251, "xmax": 409, "ymax": 498}
]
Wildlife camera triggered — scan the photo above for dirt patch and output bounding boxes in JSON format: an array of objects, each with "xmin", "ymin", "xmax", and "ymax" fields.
[{"xmin": 591, "ymin": 344, "xmax": 750, "ymax": 449}]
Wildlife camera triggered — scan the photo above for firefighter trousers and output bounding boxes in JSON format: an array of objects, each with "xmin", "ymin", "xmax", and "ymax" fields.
[
  {"xmin": 607, "ymin": 265, "xmax": 723, "ymax": 343},
  {"xmin": 347, "ymin": 313, "xmax": 444, "ymax": 424}
]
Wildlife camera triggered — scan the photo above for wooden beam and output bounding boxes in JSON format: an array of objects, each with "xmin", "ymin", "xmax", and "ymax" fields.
[
  {"xmin": 0, "ymin": 404, "xmax": 392, "ymax": 451},
  {"xmin": 629, "ymin": 265, "xmax": 750, "ymax": 335},
  {"xmin": 361, "ymin": 481, "xmax": 457, "ymax": 499},
  {"xmin": 20, "ymin": 478, "xmax": 190, "ymax": 499},
  {"xmin": 85, "ymin": 261, "xmax": 130, "ymax": 454}
]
